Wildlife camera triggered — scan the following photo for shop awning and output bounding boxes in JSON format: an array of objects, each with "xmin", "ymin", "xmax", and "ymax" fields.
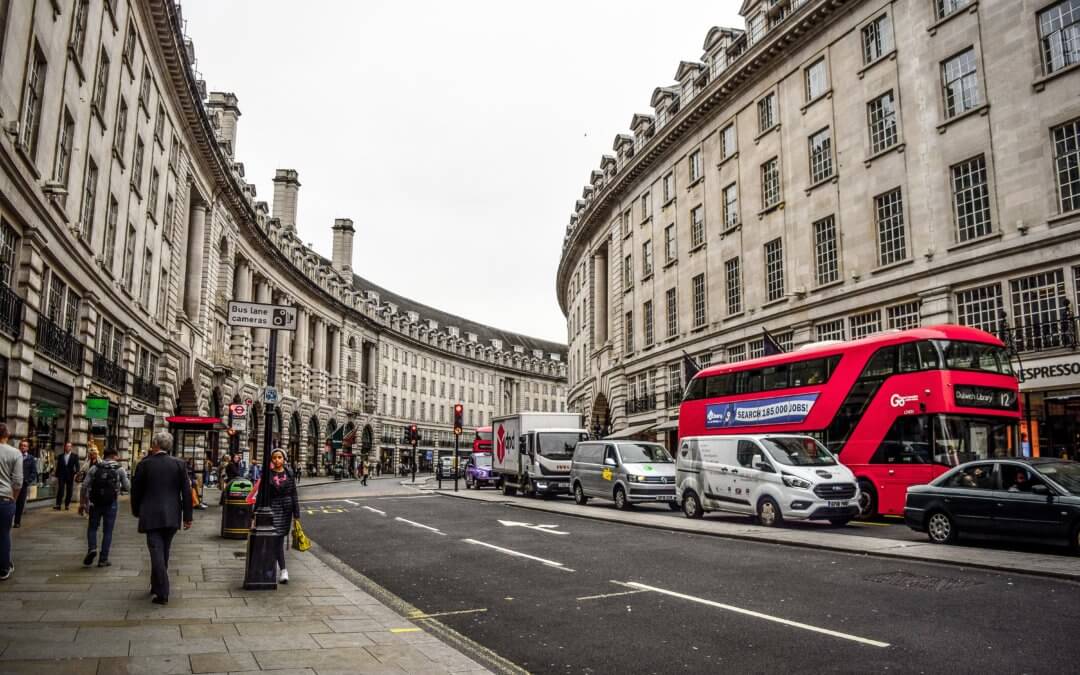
[
  {"xmin": 653, "ymin": 419, "xmax": 679, "ymax": 431},
  {"xmin": 605, "ymin": 422, "xmax": 657, "ymax": 439}
]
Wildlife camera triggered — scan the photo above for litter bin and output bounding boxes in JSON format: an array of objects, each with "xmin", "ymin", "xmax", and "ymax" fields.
[{"xmin": 220, "ymin": 478, "xmax": 254, "ymax": 539}]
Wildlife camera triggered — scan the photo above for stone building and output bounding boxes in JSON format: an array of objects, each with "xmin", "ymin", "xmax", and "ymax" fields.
[
  {"xmin": 556, "ymin": 0, "xmax": 1080, "ymax": 458},
  {"xmin": 0, "ymin": 0, "xmax": 567, "ymax": 485}
]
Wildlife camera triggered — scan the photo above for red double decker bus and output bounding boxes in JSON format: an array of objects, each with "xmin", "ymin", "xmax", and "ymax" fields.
[
  {"xmin": 678, "ymin": 326, "xmax": 1020, "ymax": 517},
  {"xmin": 473, "ymin": 426, "xmax": 492, "ymax": 454}
]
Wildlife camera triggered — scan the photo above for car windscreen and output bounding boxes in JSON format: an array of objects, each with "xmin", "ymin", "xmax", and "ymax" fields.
[
  {"xmin": 760, "ymin": 437, "xmax": 837, "ymax": 466},
  {"xmin": 618, "ymin": 443, "xmax": 672, "ymax": 463},
  {"xmin": 1036, "ymin": 461, "xmax": 1080, "ymax": 494},
  {"xmin": 473, "ymin": 454, "xmax": 492, "ymax": 468},
  {"xmin": 538, "ymin": 432, "xmax": 586, "ymax": 460}
]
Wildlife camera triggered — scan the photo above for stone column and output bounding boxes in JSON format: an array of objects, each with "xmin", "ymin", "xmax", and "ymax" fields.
[
  {"xmin": 230, "ymin": 258, "xmax": 251, "ymax": 373},
  {"xmin": 919, "ymin": 286, "xmax": 953, "ymax": 325},
  {"xmin": 70, "ymin": 293, "xmax": 100, "ymax": 455},
  {"xmin": 312, "ymin": 317, "xmax": 327, "ymax": 402},
  {"xmin": 291, "ymin": 307, "xmax": 309, "ymax": 400},
  {"xmin": 183, "ymin": 201, "xmax": 208, "ymax": 321},
  {"xmin": 329, "ymin": 327, "xmax": 341, "ymax": 401},
  {"xmin": 250, "ymin": 279, "xmax": 271, "ymax": 382}
]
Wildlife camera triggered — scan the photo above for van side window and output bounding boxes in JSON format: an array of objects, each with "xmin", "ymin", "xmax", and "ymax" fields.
[
  {"xmin": 736, "ymin": 440, "xmax": 758, "ymax": 468},
  {"xmin": 604, "ymin": 446, "xmax": 618, "ymax": 465}
]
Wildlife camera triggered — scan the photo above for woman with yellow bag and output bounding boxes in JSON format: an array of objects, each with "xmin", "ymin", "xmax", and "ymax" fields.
[{"xmin": 265, "ymin": 449, "xmax": 301, "ymax": 583}]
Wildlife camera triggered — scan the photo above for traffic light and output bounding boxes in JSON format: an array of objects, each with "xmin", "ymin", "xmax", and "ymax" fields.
[
  {"xmin": 409, "ymin": 424, "xmax": 418, "ymax": 444},
  {"xmin": 453, "ymin": 404, "xmax": 464, "ymax": 436}
]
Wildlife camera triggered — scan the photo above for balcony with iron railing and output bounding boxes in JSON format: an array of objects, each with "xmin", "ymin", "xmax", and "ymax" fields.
[
  {"xmin": 92, "ymin": 351, "xmax": 127, "ymax": 392},
  {"xmin": 998, "ymin": 313, "xmax": 1079, "ymax": 355},
  {"xmin": 36, "ymin": 315, "xmax": 83, "ymax": 371},
  {"xmin": 132, "ymin": 374, "xmax": 160, "ymax": 405},
  {"xmin": 0, "ymin": 283, "xmax": 24, "ymax": 339},
  {"xmin": 624, "ymin": 393, "xmax": 658, "ymax": 416}
]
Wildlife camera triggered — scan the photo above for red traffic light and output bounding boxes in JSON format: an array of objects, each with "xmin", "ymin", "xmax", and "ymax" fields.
[{"xmin": 453, "ymin": 404, "xmax": 464, "ymax": 435}]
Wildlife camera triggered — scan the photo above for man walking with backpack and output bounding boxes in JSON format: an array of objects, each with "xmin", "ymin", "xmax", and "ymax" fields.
[{"xmin": 79, "ymin": 447, "xmax": 129, "ymax": 567}]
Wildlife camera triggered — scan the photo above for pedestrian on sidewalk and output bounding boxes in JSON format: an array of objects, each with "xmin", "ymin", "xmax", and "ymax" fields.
[
  {"xmin": 0, "ymin": 424, "xmax": 23, "ymax": 581},
  {"xmin": 79, "ymin": 447, "xmax": 129, "ymax": 568},
  {"xmin": 265, "ymin": 449, "xmax": 299, "ymax": 584},
  {"xmin": 14, "ymin": 440, "xmax": 36, "ymax": 528},
  {"xmin": 130, "ymin": 432, "xmax": 193, "ymax": 605},
  {"xmin": 360, "ymin": 461, "xmax": 368, "ymax": 486},
  {"xmin": 224, "ymin": 453, "xmax": 242, "ymax": 482},
  {"xmin": 53, "ymin": 443, "xmax": 79, "ymax": 511}
]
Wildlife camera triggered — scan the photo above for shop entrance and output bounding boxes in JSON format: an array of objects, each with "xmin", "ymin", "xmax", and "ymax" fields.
[{"xmin": 29, "ymin": 373, "xmax": 73, "ymax": 497}]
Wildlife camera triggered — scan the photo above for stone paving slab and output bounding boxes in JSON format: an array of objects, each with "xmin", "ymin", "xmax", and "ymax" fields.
[{"xmin": 0, "ymin": 496, "xmax": 492, "ymax": 674}]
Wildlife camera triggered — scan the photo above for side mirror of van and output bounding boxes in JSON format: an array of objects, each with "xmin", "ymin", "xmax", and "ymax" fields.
[
  {"xmin": 752, "ymin": 455, "xmax": 774, "ymax": 473},
  {"xmin": 604, "ymin": 457, "xmax": 617, "ymax": 467}
]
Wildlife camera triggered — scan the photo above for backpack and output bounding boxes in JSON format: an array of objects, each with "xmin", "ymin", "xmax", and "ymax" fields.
[{"xmin": 90, "ymin": 463, "xmax": 120, "ymax": 507}]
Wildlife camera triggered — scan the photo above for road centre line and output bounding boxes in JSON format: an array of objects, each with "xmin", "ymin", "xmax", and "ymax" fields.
[
  {"xmin": 395, "ymin": 516, "xmax": 447, "ymax": 535},
  {"xmin": 461, "ymin": 538, "xmax": 575, "ymax": 572},
  {"xmin": 345, "ymin": 499, "xmax": 360, "ymax": 506},
  {"xmin": 622, "ymin": 581, "xmax": 890, "ymax": 648},
  {"xmin": 363, "ymin": 506, "xmax": 386, "ymax": 516},
  {"xmin": 576, "ymin": 589, "xmax": 650, "ymax": 601},
  {"xmin": 409, "ymin": 608, "xmax": 488, "ymax": 620}
]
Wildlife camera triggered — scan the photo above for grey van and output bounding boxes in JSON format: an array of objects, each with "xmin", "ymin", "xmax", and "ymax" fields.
[{"xmin": 570, "ymin": 441, "xmax": 678, "ymax": 510}]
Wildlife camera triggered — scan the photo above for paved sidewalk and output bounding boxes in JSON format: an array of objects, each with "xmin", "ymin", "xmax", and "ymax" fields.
[
  {"xmin": 439, "ymin": 489, "xmax": 1080, "ymax": 581},
  {"xmin": 0, "ymin": 497, "xmax": 490, "ymax": 674}
]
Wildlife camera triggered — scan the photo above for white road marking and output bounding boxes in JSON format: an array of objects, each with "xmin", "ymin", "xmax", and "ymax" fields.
[
  {"xmin": 362, "ymin": 506, "xmax": 386, "ymax": 516},
  {"xmin": 497, "ymin": 519, "xmax": 569, "ymax": 535},
  {"xmin": 395, "ymin": 517, "xmax": 446, "ymax": 535},
  {"xmin": 409, "ymin": 608, "xmax": 488, "ymax": 619},
  {"xmin": 462, "ymin": 538, "xmax": 575, "ymax": 572},
  {"xmin": 345, "ymin": 499, "xmax": 360, "ymax": 506},
  {"xmin": 623, "ymin": 582, "xmax": 890, "ymax": 648},
  {"xmin": 576, "ymin": 589, "xmax": 650, "ymax": 601}
]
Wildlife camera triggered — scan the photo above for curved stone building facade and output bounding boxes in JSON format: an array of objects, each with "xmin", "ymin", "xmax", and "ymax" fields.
[
  {"xmin": 0, "ymin": 0, "xmax": 566, "ymax": 480},
  {"xmin": 557, "ymin": 0, "xmax": 1080, "ymax": 457}
]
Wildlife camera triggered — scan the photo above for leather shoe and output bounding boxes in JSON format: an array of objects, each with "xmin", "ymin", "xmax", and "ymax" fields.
[{"xmin": 151, "ymin": 595, "xmax": 168, "ymax": 605}]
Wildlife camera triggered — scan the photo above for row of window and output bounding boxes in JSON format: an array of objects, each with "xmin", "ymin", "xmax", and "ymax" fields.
[{"xmin": 956, "ymin": 267, "xmax": 1080, "ymax": 336}]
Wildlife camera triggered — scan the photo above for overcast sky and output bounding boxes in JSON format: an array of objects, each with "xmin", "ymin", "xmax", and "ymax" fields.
[{"xmin": 181, "ymin": 1, "xmax": 742, "ymax": 344}]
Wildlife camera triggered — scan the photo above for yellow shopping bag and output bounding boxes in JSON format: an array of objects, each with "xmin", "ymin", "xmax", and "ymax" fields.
[{"xmin": 291, "ymin": 519, "xmax": 311, "ymax": 552}]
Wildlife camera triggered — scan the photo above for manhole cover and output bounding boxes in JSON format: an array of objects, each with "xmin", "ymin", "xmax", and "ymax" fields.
[{"xmin": 864, "ymin": 570, "xmax": 981, "ymax": 592}]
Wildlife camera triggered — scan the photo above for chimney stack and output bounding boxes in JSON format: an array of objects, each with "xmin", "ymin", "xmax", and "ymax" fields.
[
  {"xmin": 272, "ymin": 169, "xmax": 300, "ymax": 232},
  {"xmin": 331, "ymin": 218, "xmax": 355, "ymax": 276},
  {"xmin": 207, "ymin": 92, "xmax": 241, "ymax": 157}
]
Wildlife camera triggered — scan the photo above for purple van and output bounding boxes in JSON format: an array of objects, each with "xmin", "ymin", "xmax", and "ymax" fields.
[{"xmin": 465, "ymin": 453, "xmax": 500, "ymax": 489}]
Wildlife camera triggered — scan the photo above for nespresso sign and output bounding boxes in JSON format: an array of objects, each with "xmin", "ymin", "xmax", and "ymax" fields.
[
  {"xmin": 1019, "ymin": 359, "xmax": 1080, "ymax": 384},
  {"xmin": 954, "ymin": 386, "xmax": 1018, "ymax": 410}
]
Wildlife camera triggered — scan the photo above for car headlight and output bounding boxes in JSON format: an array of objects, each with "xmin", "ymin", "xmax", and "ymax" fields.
[
  {"xmin": 782, "ymin": 474, "xmax": 812, "ymax": 490},
  {"xmin": 631, "ymin": 475, "xmax": 648, "ymax": 482}
]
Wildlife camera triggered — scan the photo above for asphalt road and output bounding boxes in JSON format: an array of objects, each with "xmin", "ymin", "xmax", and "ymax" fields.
[{"xmin": 300, "ymin": 493, "xmax": 1080, "ymax": 674}]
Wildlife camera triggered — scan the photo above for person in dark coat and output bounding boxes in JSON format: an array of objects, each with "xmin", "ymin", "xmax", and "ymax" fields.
[
  {"xmin": 53, "ymin": 443, "xmax": 79, "ymax": 510},
  {"xmin": 265, "ymin": 449, "xmax": 299, "ymax": 584},
  {"xmin": 14, "ymin": 440, "xmax": 36, "ymax": 528},
  {"xmin": 130, "ymin": 432, "xmax": 192, "ymax": 604}
]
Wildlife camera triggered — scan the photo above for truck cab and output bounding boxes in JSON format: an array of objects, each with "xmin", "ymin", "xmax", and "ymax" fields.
[{"xmin": 491, "ymin": 413, "xmax": 587, "ymax": 498}]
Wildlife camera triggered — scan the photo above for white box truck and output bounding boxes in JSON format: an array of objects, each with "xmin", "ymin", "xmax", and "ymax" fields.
[{"xmin": 491, "ymin": 412, "xmax": 587, "ymax": 497}]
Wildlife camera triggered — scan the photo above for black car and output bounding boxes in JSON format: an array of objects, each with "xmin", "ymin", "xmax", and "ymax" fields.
[{"xmin": 905, "ymin": 458, "xmax": 1080, "ymax": 552}]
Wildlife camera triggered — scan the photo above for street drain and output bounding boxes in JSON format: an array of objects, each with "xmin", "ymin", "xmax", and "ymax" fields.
[{"xmin": 864, "ymin": 570, "xmax": 981, "ymax": 592}]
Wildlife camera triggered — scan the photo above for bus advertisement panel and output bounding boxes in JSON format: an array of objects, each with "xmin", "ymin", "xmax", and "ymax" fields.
[{"xmin": 678, "ymin": 326, "xmax": 1020, "ymax": 517}]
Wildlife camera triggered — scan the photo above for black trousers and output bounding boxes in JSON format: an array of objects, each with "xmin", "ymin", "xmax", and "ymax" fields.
[
  {"xmin": 55, "ymin": 477, "xmax": 75, "ymax": 508},
  {"xmin": 13, "ymin": 485, "xmax": 29, "ymax": 525},
  {"xmin": 145, "ymin": 528, "xmax": 177, "ymax": 599}
]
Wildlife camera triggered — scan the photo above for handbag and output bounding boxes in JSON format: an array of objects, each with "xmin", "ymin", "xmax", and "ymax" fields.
[
  {"xmin": 291, "ymin": 519, "xmax": 311, "ymax": 552},
  {"xmin": 245, "ymin": 478, "xmax": 261, "ymax": 505}
]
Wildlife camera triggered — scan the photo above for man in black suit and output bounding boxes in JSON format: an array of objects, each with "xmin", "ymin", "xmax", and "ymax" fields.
[
  {"xmin": 53, "ymin": 443, "xmax": 79, "ymax": 510},
  {"xmin": 14, "ymin": 440, "xmax": 37, "ymax": 527},
  {"xmin": 130, "ymin": 432, "xmax": 192, "ymax": 604}
]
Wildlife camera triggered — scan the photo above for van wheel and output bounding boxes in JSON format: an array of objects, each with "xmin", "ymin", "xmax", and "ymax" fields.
[
  {"xmin": 856, "ymin": 479, "xmax": 877, "ymax": 520},
  {"xmin": 501, "ymin": 481, "xmax": 516, "ymax": 496},
  {"xmin": 757, "ymin": 497, "xmax": 783, "ymax": 527},
  {"xmin": 927, "ymin": 510, "xmax": 957, "ymax": 545},
  {"xmin": 682, "ymin": 491, "xmax": 703, "ymax": 519},
  {"xmin": 465, "ymin": 476, "xmax": 473, "ymax": 489},
  {"xmin": 573, "ymin": 483, "xmax": 589, "ymax": 505},
  {"xmin": 613, "ymin": 486, "xmax": 631, "ymax": 510}
]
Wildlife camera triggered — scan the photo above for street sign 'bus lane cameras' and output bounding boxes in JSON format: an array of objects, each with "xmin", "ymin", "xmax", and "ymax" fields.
[{"xmin": 227, "ymin": 300, "xmax": 298, "ymax": 331}]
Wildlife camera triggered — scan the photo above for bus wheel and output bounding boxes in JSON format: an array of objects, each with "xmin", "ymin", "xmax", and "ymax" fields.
[
  {"xmin": 682, "ymin": 491, "xmax": 704, "ymax": 519},
  {"xmin": 927, "ymin": 511, "xmax": 957, "ymax": 545},
  {"xmin": 757, "ymin": 497, "xmax": 783, "ymax": 527},
  {"xmin": 856, "ymin": 480, "xmax": 877, "ymax": 519},
  {"xmin": 613, "ymin": 486, "xmax": 631, "ymax": 510},
  {"xmin": 573, "ymin": 483, "xmax": 589, "ymax": 505},
  {"xmin": 501, "ymin": 481, "xmax": 516, "ymax": 497}
]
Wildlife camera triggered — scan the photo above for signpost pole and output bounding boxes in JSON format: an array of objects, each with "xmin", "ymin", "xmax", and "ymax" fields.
[
  {"xmin": 453, "ymin": 433, "xmax": 459, "ymax": 492},
  {"xmin": 411, "ymin": 438, "xmax": 417, "ymax": 484},
  {"xmin": 243, "ymin": 334, "xmax": 284, "ymax": 589}
]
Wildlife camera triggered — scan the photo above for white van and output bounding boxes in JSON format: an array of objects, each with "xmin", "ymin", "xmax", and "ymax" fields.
[{"xmin": 675, "ymin": 434, "xmax": 860, "ymax": 526}]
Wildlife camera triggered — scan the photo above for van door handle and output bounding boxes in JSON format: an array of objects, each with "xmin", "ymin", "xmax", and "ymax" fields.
[
  {"xmin": 720, "ymin": 468, "xmax": 728, "ymax": 473},
  {"xmin": 730, "ymin": 469, "xmax": 738, "ymax": 474}
]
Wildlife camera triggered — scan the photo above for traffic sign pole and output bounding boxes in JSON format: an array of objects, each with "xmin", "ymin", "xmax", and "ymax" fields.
[
  {"xmin": 453, "ymin": 432, "xmax": 459, "ymax": 492},
  {"xmin": 243, "ymin": 327, "xmax": 279, "ymax": 590}
]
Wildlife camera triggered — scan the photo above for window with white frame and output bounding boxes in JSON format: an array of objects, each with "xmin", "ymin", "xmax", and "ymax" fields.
[
  {"xmin": 622, "ymin": 209, "xmax": 632, "ymax": 238},
  {"xmin": 721, "ymin": 123, "xmax": 737, "ymax": 159},
  {"xmin": 103, "ymin": 197, "xmax": 119, "ymax": 271},
  {"xmin": 758, "ymin": 93, "xmax": 776, "ymax": 133},
  {"xmin": 692, "ymin": 274, "xmax": 706, "ymax": 328},
  {"xmin": 668, "ymin": 363, "xmax": 682, "ymax": 396},
  {"xmin": 80, "ymin": 160, "xmax": 99, "ymax": 238},
  {"xmin": 1039, "ymin": 1, "xmax": 1080, "ymax": 75},
  {"xmin": 71, "ymin": 0, "xmax": 89, "ymax": 61},
  {"xmin": 115, "ymin": 98, "xmax": 129, "ymax": 157},
  {"xmin": 805, "ymin": 58, "xmax": 828, "ymax": 101},
  {"xmin": 139, "ymin": 248, "xmax": 152, "ymax": 307},
  {"xmin": 937, "ymin": 0, "xmax": 972, "ymax": 19},
  {"xmin": 92, "ymin": 48, "xmax": 110, "ymax": 112},
  {"xmin": 662, "ymin": 172, "xmax": 675, "ymax": 202},
  {"xmin": 723, "ymin": 184, "xmax": 738, "ymax": 229},
  {"xmin": 775, "ymin": 332, "xmax": 794, "ymax": 352},
  {"xmin": 764, "ymin": 238, "xmax": 784, "ymax": 302},
  {"xmin": 689, "ymin": 150, "xmax": 703, "ymax": 183},
  {"xmin": 0, "ymin": 220, "xmax": 18, "ymax": 286},
  {"xmin": 850, "ymin": 310, "xmax": 882, "ymax": 339},
  {"xmin": 862, "ymin": 13, "xmax": 893, "ymax": 64},
  {"xmin": 623, "ymin": 253, "xmax": 633, "ymax": 289},
  {"xmin": 1052, "ymin": 118, "xmax": 1080, "ymax": 213},
  {"xmin": 664, "ymin": 224, "xmax": 676, "ymax": 262},
  {"xmin": 698, "ymin": 352, "xmax": 713, "ymax": 368},
  {"xmin": 955, "ymin": 283, "xmax": 1003, "ymax": 332},
  {"xmin": 725, "ymin": 257, "xmax": 742, "ymax": 315},
  {"xmin": 640, "ymin": 191, "xmax": 651, "ymax": 221},
  {"xmin": 867, "ymin": 91, "xmax": 898, "ymax": 154},
  {"xmin": 809, "ymin": 127, "xmax": 833, "ymax": 183},
  {"xmin": 665, "ymin": 287, "xmax": 678, "ymax": 337},
  {"xmin": 816, "ymin": 319, "xmax": 845, "ymax": 341},
  {"xmin": 952, "ymin": 155, "xmax": 992, "ymax": 242},
  {"xmin": 813, "ymin": 215, "xmax": 839, "ymax": 286},
  {"xmin": 624, "ymin": 311, "xmax": 634, "ymax": 353},
  {"xmin": 875, "ymin": 188, "xmax": 906, "ymax": 265},
  {"xmin": 122, "ymin": 224, "xmax": 136, "ymax": 288},
  {"xmin": 1010, "ymin": 270, "xmax": 1067, "ymax": 331},
  {"xmin": 761, "ymin": 158, "xmax": 780, "ymax": 209},
  {"xmin": 98, "ymin": 318, "xmax": 123, "ymax": 363},
  {"xmin": 942, "ymin": 48, "xmax": 981, "ymax": 118},
  {"xmin": 886, "ymin": 301, "xmax": 921, "ymax": 330},
  {"xmin": 748, "ymin": 339, "xmax": 764, "ymax": 359},
  {"xmin": 20, "ymin": 45, "xmax": 47, "ymax": 159},
  {"xmin": 642, "ymin": 240, "xmax": 653, "ymax": 277},
  {"xmin": 690, "ymin": 205, "xmax": 705, "ymax": 248},
  {"xmin": 643, "ymin": 300, "xmax": 654, "ymax": 346},
  {"xmin": 56, "ymin": 110, "xmax": 75, "ymax": 189},
  {"xmin": 728, "ymin": 344, "xmax": 747, "ymax": 363}
]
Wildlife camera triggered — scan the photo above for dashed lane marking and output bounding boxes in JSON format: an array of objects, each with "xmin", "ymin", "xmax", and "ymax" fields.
[
  {"xmin": 409, "ymin": 608, "xmax": 488, "ymax": 620},
  {"xmin": 363, "ymin": 506, "xmax": 386, "ymax": 516},
  {"xmin": 461, "ymin": 538, "xmax": 575, "ymax": 572},
  {"xmin": 576, "ymin": 589, "xmax": 650, "ymax": 601},
  {"xmin": 622, "ymin": 581, "xmax": 890, "ymax": 648},
  {"xmin": 395, "ymin": 516, "xmax": 447, "ymax": 535},
  {"xmin": 345, "ymin": 499, "xmax": 360, "ymax": 506}
]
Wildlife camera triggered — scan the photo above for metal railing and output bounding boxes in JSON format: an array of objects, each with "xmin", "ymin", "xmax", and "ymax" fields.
[
  {"xmin": 133, "ymin": 375, "xmax": 160, "ymax": 405},
  {"xmin": 0, "ymin": 283, "xmax": 24, "ymax": 339},
  {"xmin": 92, "ymin": 351, "xmax": 127, "ymax": 391},
  {"xmin": 999, "ymin": 315, "xmax": 1079, "ymax": 354},
  {"xmin": 36, "ymin": 315, "xmax": 83, "ymax": 371},
  {"xmin": 624, "ymin": 393, "xmax": 657, "ymax": 416}
]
